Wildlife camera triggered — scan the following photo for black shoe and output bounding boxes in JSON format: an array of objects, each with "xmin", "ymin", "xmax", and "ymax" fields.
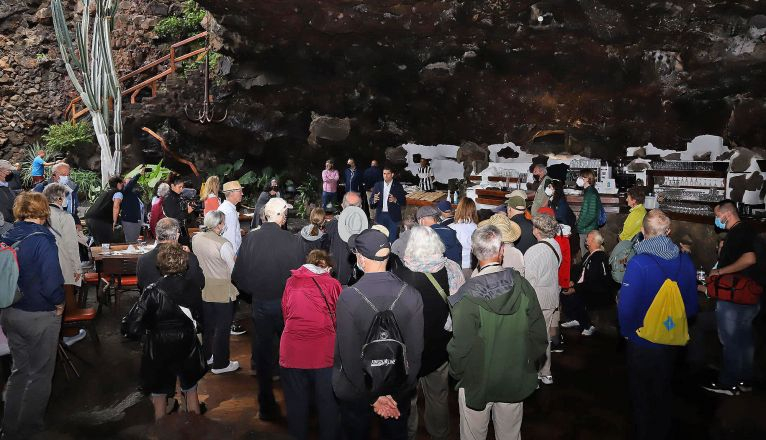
[
  {"xmin": 551, "ymin": 344, "xmax": 565, "ymax": 353},
  {"xmin": 230, "ymin": 322, "xmax": 246, "ymax": 336},
  {"xmin": 258, "ymin": 408, "xmax": 280, "ymax": 421},
  {"xmin": 737, "ymin": 382, "xmax": 753, "ymax": 393},
  {"xmin": 702, "ymin": 381, "xmax": 740, "ymax": 396}
]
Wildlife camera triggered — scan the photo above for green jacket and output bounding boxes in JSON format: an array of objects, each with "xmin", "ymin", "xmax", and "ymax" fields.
[
  {"xmin": 577, "ymin": 186, "xmax": 600, "ymax": 233},
  {"xmin": 447, "ymin": 268, "xmax": 548, "ymax": 410}
]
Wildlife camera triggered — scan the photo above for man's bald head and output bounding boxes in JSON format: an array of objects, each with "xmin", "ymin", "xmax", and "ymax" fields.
[
  {"xmin": 642, "ymin": 209, "xmax": 671, "ymax": 238},
  {"xmin": 342, "ymin": 191, "xmax": 362, "ymax": 209}
]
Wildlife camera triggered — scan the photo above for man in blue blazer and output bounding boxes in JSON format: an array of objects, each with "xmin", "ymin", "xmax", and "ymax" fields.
[{"xmin": 369, "ymin": 166, "xmax": 407, "ymax": 241}]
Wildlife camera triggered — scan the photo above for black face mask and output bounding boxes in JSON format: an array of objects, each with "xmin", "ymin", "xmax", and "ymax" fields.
[{"xmin": 5, "ymin": 172, "xmax": 14, "ymax": 182}]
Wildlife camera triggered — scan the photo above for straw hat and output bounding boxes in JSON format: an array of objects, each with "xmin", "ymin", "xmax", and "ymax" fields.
[
  {"xmin": 222, "ymin": 180, "xmax": 243, "ymax": 192},
  {"xmin": 479, "ymin": 214, "xmax": 522, "ymax": 243}
]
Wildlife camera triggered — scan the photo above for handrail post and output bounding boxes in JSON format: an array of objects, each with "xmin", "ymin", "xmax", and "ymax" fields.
[{"xmin": 170, "ymin": 46, "xmax": 175, "ymax": 72}]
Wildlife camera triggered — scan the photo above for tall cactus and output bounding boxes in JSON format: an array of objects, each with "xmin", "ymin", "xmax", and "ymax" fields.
[{"xmin": 51, "ymin": 0, "xmax": 122, "ymax": 185}]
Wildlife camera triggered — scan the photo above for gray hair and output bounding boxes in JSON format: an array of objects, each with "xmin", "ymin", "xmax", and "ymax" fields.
[
  {"xmin": 51, "ymin": 162, "xmax": 70, "ymax": 176},
  {"xmin": 341, "ymin": 191, "xmax": 363, "ymax": 209},
  {"xmin": 642, "ymin": 209, "xmax": 671, "ymax": 238},
  {"xmin": 532, "ymin": 214, "xmax": 558, "ymax": 239},
  {"xmin": 404, "ymin": 226, "xmax": 445, "ymax": 263},
  {"xmin": 155, "ymin": 217, "xmax": 180, "ymax": 241},
  {"xmin": 43, "ymin": 182, "xmax": 69, "ymax": 203},
  {"xmin": 587, "ymin": 229, "xmax": 605, "ymax": 250},
  {"xmin": 472, "ymin": 225, "xmax": 503, "ymax": 261},
  {"xmin": 203, "ymin": 210, "xmax": 225, "ymax": 231},
  {"xmin": 157, "ymin": 183, "xmax": 170, "ymax": 198}
]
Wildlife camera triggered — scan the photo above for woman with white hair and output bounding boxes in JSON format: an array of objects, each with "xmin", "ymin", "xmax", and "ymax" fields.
[
  {"xmin": 43, "ymin": 183, "xmax": 87, "ymax": 345},
  {"xmin": 392, "ymin": 226, "xmax": 465, "ymax": 440},
  {"xmin": 149, "ymin": 182, "xmax": 171, "ymax": 239},
  {"xmin": 192, "ymin": 210, "xmax": 240, "ymax": 374},
  {"xmin": 561, "ymin": 229, "xmax": 614, "ymax": 337}
]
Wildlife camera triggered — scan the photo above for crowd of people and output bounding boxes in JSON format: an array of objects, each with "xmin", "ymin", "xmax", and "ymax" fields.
[{"xmin": 0, "ymin": 156, "xmax": 762, "ymax": 440}]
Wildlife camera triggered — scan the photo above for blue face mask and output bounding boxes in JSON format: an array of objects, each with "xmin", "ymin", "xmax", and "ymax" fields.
[{"xmin": 714, "ymin": 217, "xmax": 726, "ymax": 229}]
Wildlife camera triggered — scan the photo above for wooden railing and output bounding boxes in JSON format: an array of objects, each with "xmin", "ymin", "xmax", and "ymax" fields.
[{"xmin": 64, "ymin": 31, "xmax": 209, "ymax": 122}]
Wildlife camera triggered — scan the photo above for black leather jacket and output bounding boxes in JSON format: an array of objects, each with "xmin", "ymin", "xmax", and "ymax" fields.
[{"xmin": 125, "ymin": 275, "xmax": 203, "ymax": 360}]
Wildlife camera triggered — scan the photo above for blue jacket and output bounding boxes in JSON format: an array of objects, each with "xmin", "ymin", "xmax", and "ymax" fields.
[
  {"xmin": 431, "ymin": 224, "xmax": 463, "ymax": 266},
  {"xmin": 363, "ymin": 166, "xmax": 383, "ymax": 192},
  {"xmin": 2, "ymin": 221, "xmax": 64, "ymax": 312},
  {"xmin": 369, "ymin": 180, "xmax": 407, "ymax": 223},
  {"xmin": 618, "ymin": 243, "xmax": 698, "ymax": 347},
  {"xmin": 344, "ymin": 167, "xmax": 364, "ymax": 193}
]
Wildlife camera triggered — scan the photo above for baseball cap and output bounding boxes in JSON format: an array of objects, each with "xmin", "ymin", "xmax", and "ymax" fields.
[
  {"xmin": 416, "ymin": 205, "xmax": 440, "ymax": 220},
  {"xmin": 348, "ymin": 229, "xmax": 391, "ymax": 261},
  {"xmin": 263, "ymin": 197, "xmax": 292, "ymax": 220},
  {"xmin": 505, "ymin": 189, "xmax": 528, "ymax": 210},
  {"xmin": 436, "ymin": 200, "xmax": 452, "ymax": 213}
]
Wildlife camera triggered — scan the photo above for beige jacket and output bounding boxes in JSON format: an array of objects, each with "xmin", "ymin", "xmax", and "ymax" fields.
[
  {"xmin": 48, "ymin": 204, "xmax": 82, "ymax": 286},
  {"xmin": 192, "ymin": 231, "xmax": 238, "ymax": 303}
]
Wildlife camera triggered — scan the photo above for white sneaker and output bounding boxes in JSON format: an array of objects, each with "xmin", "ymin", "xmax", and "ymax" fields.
[
  {"xmin": 539, "ymin": 375, "xmax": 554, "ymax": 385},
  {"xmin": 581, "ymin": 326, "xmax": 596, "ymax": 336},
  {"xmin": 63, "ymin": 329, "xmax": 87, "ymax": 346},
  {"xmin": 211, "ymin": 361, "xmax": 240, "ymax": 375},
  {"xmin": 561, "ymin": 320, "xmax": 580, "ymax": 328},
  {"xmin": 207, "ymin": 355, "xmax": 214, "ymax": 366}
]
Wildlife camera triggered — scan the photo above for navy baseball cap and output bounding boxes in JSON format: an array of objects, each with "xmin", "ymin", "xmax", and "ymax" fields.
[
  {"xmin": 436, "ymin": 200, "xmax": 452, "ymax": 212},
  {"xmin": 348, "ymin": 229, "xmax": 391, "ymax": 261}
]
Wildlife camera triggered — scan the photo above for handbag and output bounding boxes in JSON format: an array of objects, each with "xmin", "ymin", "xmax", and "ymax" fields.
[
  {"xmin": 311, "ymin": 278, "xmax": 336, "ymax": 328},
  {"xmin": 706, "ymin": 273, "xmax": 763, "ymax": 305}
]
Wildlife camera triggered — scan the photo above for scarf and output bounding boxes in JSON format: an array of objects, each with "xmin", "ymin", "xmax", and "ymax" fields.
[
  {"xmin": 403, "ymin": 255, "xmax": 466, "ymax": 295},
  {"xmin": 634, "ymin": 235, "xmax": 679, "ymax": 260}
]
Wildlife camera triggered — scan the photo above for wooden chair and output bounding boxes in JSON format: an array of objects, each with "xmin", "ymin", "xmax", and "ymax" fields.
[
  {"xmin": 101, "ymin": 257, "xmax": 139, "ymax": 306},
  {"xmin": 62, "ymin": 285, "xmax": 99, "ymax": 344}
]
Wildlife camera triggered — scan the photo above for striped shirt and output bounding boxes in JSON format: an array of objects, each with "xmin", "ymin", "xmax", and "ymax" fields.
[{"xmin": 418, "ymin": 166, "xmax": 434, "ymax": 191}]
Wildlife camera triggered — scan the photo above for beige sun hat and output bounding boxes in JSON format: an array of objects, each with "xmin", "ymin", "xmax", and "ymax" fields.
[{"xmin": 479, "ymin": 213, "xmax": 522, "ymax": 243}]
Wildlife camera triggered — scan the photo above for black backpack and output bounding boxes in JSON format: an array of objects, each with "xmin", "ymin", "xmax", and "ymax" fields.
[{"xmin": 351, "ymin": 283, "xmax": 410, "ymax": 396}]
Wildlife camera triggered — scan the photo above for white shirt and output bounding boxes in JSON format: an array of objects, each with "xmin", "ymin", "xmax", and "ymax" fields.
[
  {"xmin": 217, "ymin": 200, "xmax": 241, "ymax": 254},
  {"xmin": 219, "ymin": 241, "xmax": 236, "ymax": 274},
  {"xmin": 382, "ymin": 180, "xmax": 393, "ymax": 212}
]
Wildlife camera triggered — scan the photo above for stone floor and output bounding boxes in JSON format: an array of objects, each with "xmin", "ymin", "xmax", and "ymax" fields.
[{"xmin": 10, "ymin": 291, "xmax": 766, "ymax": 440}]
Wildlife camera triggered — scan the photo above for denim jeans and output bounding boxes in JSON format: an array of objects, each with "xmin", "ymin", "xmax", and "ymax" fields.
[
  {"xmin": 376, "ymin": 211, "xmax": 399, "ymax": 242},
  {"xmin": 281, "ymin": 367, "xmax": 338, "ymax": 440},
  {"xmin": 716, "ymin": 300, "xmax": 761, "ymax": 386},
  {"xmin": 321, "ymin": 191, "xmax": 336, "ymax": 209},
  {"xmin": 251, "ymin": 299, "xmax": 284, "ymax": 413}
]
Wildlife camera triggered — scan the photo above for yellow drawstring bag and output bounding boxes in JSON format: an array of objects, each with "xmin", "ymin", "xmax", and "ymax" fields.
[{"xmin": 636, "ymin": 257, "xmax": 689, "ymax": 346}]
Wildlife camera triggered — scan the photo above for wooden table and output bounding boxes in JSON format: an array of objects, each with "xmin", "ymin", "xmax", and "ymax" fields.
[
  {"xmin": 90, "ymin": 244, "xmax": 151, "ymax": 262},
  {"xmin": 405, "ymin": 190, "xmax": 449, "ymax": 207}
]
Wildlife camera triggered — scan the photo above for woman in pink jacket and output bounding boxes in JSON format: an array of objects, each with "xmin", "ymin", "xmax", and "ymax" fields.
[
  {"xmin": 321, "ymin": 159, "xmax": 339, "ymax": 209},
  {"xmin": 280, "ymin": 249, "xmax": 341, "ymax": 440}
]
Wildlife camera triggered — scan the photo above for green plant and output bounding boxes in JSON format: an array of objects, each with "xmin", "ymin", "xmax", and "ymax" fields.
[
  {"xmin": 293, "ymin": 173, "xmax": 320, "ymax": 218},
  {"xmin": 42, "ymin": 121, "xmax": 93, "ymax": 152},
  {"xmin": 154, "ymin": 0, "xmax": 205, "ymax": 40},
  {"xmin": 125, "ymin": 162, "xmax": 172, "ymax": 204},
  {"xmin": 69, "ymin": 168, "xmax": 102, "ymax": 204},
  {"xmin": 210, "ymin": 159, "xmax": 244, "ymax": 182}
]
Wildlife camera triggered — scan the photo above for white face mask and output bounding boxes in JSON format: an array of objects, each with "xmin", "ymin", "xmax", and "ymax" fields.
[
  {"xmin": 58, "ymin": 176, "xmax": 69, "ymax": 185},
  {"xmin": 61, "ymin": 196, "xmax": 68, "ymax": 209},
  {"xmin": 544, "ymin": 187, "xmax": 554, "ymax": 197},
  {"xmin": 576, "ymin": 177, "xmax": 585, "ymax": 187}
]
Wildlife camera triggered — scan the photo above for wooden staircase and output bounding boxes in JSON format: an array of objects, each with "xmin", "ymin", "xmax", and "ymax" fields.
[{"xmin": 64, "ymin": 31, "xmax": 209, "ymax": 122}]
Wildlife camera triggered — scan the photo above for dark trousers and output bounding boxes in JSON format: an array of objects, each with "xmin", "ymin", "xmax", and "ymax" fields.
[
  {"xmin": 202, "ymin": 301, "xmax": 234, "ymax": 369},
  {"xmin": 87, "ymin": 218, "xmax": 113, "ymax": 245},
  {"xmin": 251, "ymin": 299, "xmax": 284, "ymax": 413},
  {"xmin": 281, "ymin": 367, "xmax": 339, "ymax": 440},
  {"xmin": 339, "ymin": 395, "xmax": 411, "ymax": 440},
  {"xmin": 561, "ymin": 289, "xmax": 591, "ymax": 330},
  {"xmin": 626, "ymin": 341, "xmax": 677, "ymax": 440},
  {"xmin": 375, "ymin": 211, "xmax": 400, "ymax": 242}
]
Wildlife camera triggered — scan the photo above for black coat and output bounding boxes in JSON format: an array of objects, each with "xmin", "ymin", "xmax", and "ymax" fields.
[
  {"xmin": 0, "ymin": 186, "xmax": 15, "ymax": 223},
  {"xmin": 232, "ymin": 222, "xmax": 304, "ymax": 302},
  {"xmin": 125, "ymin": 275, "xmax": 206, "ymax": 392},
  {"xmin": 325, "ymin": 218, "xmax": 355, "ymax": 285},
  {"xmin": 573, "ymin": 250, "xmax": 616, "ymax": 308}
]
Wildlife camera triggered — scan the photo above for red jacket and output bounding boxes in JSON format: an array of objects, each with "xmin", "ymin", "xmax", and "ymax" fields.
[
  {"xmin": 554, "ymin": 233, "xmax": 571, "ymax": 289},
  {"xmin": 149, "ymin": 198, "xmax": 165, "ymax": 239},
  {"xmin": 280, "ymin": 265, "xmax": 341, "ymax": 369}
]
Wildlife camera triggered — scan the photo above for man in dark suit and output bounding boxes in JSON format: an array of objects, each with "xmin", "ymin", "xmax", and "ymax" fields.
[
  {"xmin": 136, "ymin": 217, "xmax": 204, "ymax": 293},
  {"xmin": 369, "ymin": 166, "xmax": 407, "ymax": 242},
  {"xmin": 344, "ymin": 158, "xmax": 368, "ymax": 215},
  {"xmin": 362, "ymin": 160, "xmax": 383, "ymax": 220}
]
